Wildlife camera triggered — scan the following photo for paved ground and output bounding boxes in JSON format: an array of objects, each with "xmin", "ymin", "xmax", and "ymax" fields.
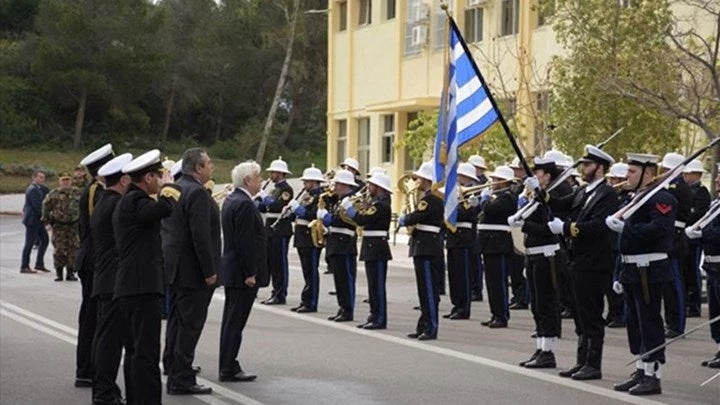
[{"xmin": 1, "ymin": 214, "xmax": 718, "ymax": 405}]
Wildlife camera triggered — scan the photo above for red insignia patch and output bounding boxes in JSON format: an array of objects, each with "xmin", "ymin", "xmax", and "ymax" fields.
[{"xmin": 655, "ymin": 203, "xmax": 672, "ymax": 215}]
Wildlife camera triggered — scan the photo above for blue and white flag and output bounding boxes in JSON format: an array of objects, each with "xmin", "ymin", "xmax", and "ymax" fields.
[{"xmin": 434, "ymin": 22, "xmax": 500, "ymax": 228}]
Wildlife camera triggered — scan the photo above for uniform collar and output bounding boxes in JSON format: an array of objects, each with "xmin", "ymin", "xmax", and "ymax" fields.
[
  {"xmin": 238, "ymin": 187, "xmax": 253, "ymax": 199},
  {"xmin": 585, "ymin": 178, "xmax": 604, "ymax": 193}
]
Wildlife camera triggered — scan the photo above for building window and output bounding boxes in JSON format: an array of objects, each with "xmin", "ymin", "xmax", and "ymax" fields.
[
  {"xmin": 337, "ymin": 119, "xmax": 347, "ymax": 164},
  {"xmin": 432, "ymin": 0, "xmax": 447, "ymax": 50},
  {"xmin": 464, "ymin": 6, "xmax": 483, "ymax": 43},
  {"xmin": 404, "ymin": 0, "xmax": 426, "ymax": 56},
  {"xmin": 500, "ymin": 0, "xmax": 519, "ymax": 36},
  {"xmin": 386, "ymin": 0, "xmax": 396, "ymax": 20},
  {"xmin": 357, "ymin": 118, "xmax": 371, "ymax": 175},
  {"xmin": 382, "ymin": 115, "xmax": 395, "ymax": 163},
  {"xmin": 358, "ymin": 0, "xmax": 372, "ymax": 26},
  {"xmin": 338, "ymin": 2, "xmax": 348, "ymax": 31}
]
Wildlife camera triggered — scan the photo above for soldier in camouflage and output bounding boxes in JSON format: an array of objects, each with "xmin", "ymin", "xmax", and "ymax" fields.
[
  {"xmin": 42, "ymin": 172, "xmax": 82, "ymax": 281},
  {"xmin": 73, "ymin": 165, "xmax": 89, "ymax": 189}
]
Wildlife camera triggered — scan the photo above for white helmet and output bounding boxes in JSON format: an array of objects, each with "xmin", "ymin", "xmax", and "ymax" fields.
[
  {"xmin": 333, "ymin": 169, "xmax": 358, "ymax": 187},
  {"xmin": 266, "ymin": 156, "xmax": 292, "ymax": 174},
  {"xmin": 509, "ymin": 157, "xmax": 522, "ymax": 169},
  {"xmin": 300, "ymin": 165, "xmax": 325, "ymax": 182},
  {"xmin": 607, "ymin": 162, "xmax": 628, "ymax": 179},
  {"xmin": 544, "ymin": 150, "xmax": 566, "ymax": 166},
  {"xmin": 661, "ymin": 152, "xmax": 684, "ymax": 170},
  {"xmin": 682, "ymin": 159, "xmax": 705, "ymax": 174},
  {"xmin": 467, "ymin": 155, "xmax": 487, "ymax": 170},
  {"xmin": 368, "ymin": 172, "xmax": 393, "ymax": 193},
  {"xmin": 340, "ymin": 157, "xmax": 360, "ymax": 173},
  {"xmin": 366, "ymin": 166, "xmax": 386, "ymax": 178},
  {"xmin": 489, "ymin": 165, "xmax": 515, "ymax": 181},
  {"xmin": 457, "ymin": 162, "xmax": 480, "ymax": 182},
  {"xmin": 413, "ymin": 161, "xmax": 435, "ymax": 182}
]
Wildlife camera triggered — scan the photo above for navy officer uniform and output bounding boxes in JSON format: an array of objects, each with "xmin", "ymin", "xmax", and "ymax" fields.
[{"xmin": 682, "ymin": 161, "xmax": 711, "ymax": 317}]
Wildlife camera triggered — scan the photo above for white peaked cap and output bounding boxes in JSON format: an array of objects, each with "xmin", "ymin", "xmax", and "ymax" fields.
[
  {"xmin": 98, "ymin": 153, "xmax": 133, "ymax": 177},
  {"xmin": 266, "ymin": 156, "xmax": 292, "ymax": 174},
  {"xmin": 333, "ymin": 169, "xmax": 358, "ymax": 187},
  {"xmin": 626, "ymin": 153, "xmax": 659, "ymax": 166},
  {"xmin": 122, "ymin": 149, "xmax": 162, "ymax": 174},
  {"xmin": 368, "ymin": 172, "xmax": 393, "ymax": 193},
  {"xmin": 580, "ymin": 144, "xmax": 615, "ymax": 165},
  {"xmin": 80, "ymin": 143, "xmax": 114, "ymax": 167},
  {"xmin": 543, "ymin": 150, "xmax": 566, "ymax": 166},
  {"xmin": 489, "ymin": 165, "xmax": 515, "ymax": 181},
  {"xmin": 170, "ymin": 159, "xmax": 183, "ymax": 178},
  {"xmin": 457, "ymin": 162, "xmax": 480, "ymax": 182},
  {"xmin": 607, "ymin": 162, "xmax": 628, "ymax": 178}
]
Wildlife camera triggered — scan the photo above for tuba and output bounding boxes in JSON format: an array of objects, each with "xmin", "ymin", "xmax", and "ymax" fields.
[
  {"xmin": 394, "ymin": 173, "xmax": 420, "ymax": 235},
  {"xmin": 308, "ymin": 186, "xmax": 335, "ymax": 248}
]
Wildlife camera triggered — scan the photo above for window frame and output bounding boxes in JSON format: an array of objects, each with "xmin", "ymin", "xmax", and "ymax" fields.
[{"xmin": 500, "ymin": 0, "xmax": 519, "ymax": 37}]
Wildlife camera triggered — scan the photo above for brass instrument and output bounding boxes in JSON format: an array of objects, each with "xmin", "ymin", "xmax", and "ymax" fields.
[
  {"xmin": 309, "ymin": 188, "xmax": 335, "ymax": 248},
  {"xmin": 212, "ymin": 183, "xmax": 233, "ymax": 205},
  {"xmin": 437, "ymin": 181, "xmax": 508, "ymax": 203},
  {"xmin": 270, "ymin": 188, "xmax": 307, "ymax": 229},
  {"xmin": 394, "ymin": 173, "xmax": 420, "ymax": 235}
]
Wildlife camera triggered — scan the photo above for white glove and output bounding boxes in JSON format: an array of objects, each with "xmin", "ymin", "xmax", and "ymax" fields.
[
  {"xmin": 547, "ymin": 217, "xmax": 564, "ymax": 235},
  {"xmin": 684, "ymin": 226, "xmax": 702, "ymax": 240},
  {"xmin": 340, "ymin": 196, "xmax": 353, "ymax": 210},
  {"xmin": 257, "ymin": 189, "xmax": 269, "ymax": 200},
  {"xmin": 605, "ymin": 216, "xmax": 625, "ymax": 233},
  {"xmin": 507, "ymin": 214, "xmax": 524, "ymax": 228},
  {"xmin": 480, "ymin": 189, "xmax": 492, "ymax": 200},
  {"xmin": 524, "ymin": 176, "xmax": 540, "ymax": 191},
  {"xmin": 316, "ymin": 208, "xmax": 329, "ymax": 220},
  {"xmin": 467, "ymin": 195, "xmax": 480, "ymax": 207},
  {"xmin": 612, "ymin": 281, "xmax": 624, "ymax": 295},
  {"xmin": 288, "ymin": 199, "xmax": 300, "ymax": 212}
]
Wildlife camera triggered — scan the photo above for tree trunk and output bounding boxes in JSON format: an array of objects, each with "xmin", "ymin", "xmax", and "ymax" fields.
[
  {"xmin": 255, "ymin": 0, "xmax": 301, "ymax": 164},
  {"xmin": 161, "ymin": 87, "xmax": 175, "ymax": 144},
  {"xmin": 72, "ymin": 88, "xmax": 87, "ymax": 149},
  {"xmin": 712, "ymin": 142, "xmax": 719, "ymax": 198}
]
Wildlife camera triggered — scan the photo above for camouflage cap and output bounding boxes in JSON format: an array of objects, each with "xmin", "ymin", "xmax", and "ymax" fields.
[{"xmin": 58, "ymin": 172, "xmax": 72, "ymax": 180}]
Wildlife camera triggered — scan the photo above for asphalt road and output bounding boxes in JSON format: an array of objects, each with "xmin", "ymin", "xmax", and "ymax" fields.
[{"xmin": 0, "ymin": 215, "xmax": 718, "ymax": 405}]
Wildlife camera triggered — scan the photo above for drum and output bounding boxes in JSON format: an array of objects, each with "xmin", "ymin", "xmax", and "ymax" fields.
[{"xmin": 511, "ymin": 227, "xmax": 525, "ymax": 255}]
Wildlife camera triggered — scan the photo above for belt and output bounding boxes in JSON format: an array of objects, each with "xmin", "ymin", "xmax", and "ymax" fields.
[
  {"xmin": 456, "ymin": 222, "xmax": 473, "ymax": 229},
  {"xmin": 526, "ymin": 243, "xmax": 560, "ymax": 257},
  {"xmin": 295, "ymin": 219, "xmax": 310, "ymax": 226},
  {"xmin": 265, "ymin": 213, "xmax": 282, "ymax": 219},
  {"xmin": 362, "ymin": 230, "xmax": 388, "ymax": 238},
  {"xmin": 415, "ymin": 224, "xmax": 441, "ymax": 233},
  {"xmin": 478, "ymin": 224, "xmax": 511, "ymax": 232},
  {"xmin": 329, "ymin": 226, "xmax": 355, "ymax": 236},
  {"xmin": 674, "ymin": 220, "xmax": 686, "ymax": 229},
  {"xmin": 705, "ymin": 255, "xmax": 720, "ymax": 263},
  {"xmin": 621, "ymin": 253, "xmax": 668, "ymax": 266}
]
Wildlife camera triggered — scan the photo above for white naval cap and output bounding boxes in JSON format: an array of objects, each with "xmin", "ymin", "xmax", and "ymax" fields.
[
  {"xmin": 467, "ymin": 155, "xmax": 487, "ymax": 170},
  {"xmin": 579, "ymin": 144, "xmax": 615, "ymax": 166},
  {"xmin": 626, "ymin": 153, "xmax": 659, "ymax": 167},
  {"xmin": 509, "ymin": 157, "xmax": 522, "ymax": 169},
  {"xmin": 122, "ymin": 149, "xmax": 163, "ymax": 175},
  {"xmin": 413, "ymin": 161, "xmax": 435, "ymax": 182},
  {"xmin": 682, "ymin": 159, "xmax": 705, "ymax": 174},
  {"xmin": 162, "ymin": 157, "xmax": 175, "ymax": 170},
  {"xmin": 368, "ymin": 172, "xmax": 393, "ymax": 193},
  {"xmin": 489, "ymin": 165, "xmax": 515, "ymax": 181},
  {"xmin": 543, "ymin": 150, "xmax": 567, "ymax": 166},
  {"xmin": 80, "ymin": 143, "xmax": 114, "ymax": 168},
  {"xmin": 333, "ymin": 169, "xmax": 358, "ymax": 187},
  {"xmin": 607, "ymin": 162, "xmax": 628, "ymax": 178},
  {"xmin": 366, "ymin": 166, "xmax": 387, "ymax": 178},
  {"xmin": 532, "ymin": 156, "xmax": 556, "ymax": 169},
  {"xmin": 170, "ymin": 159, "xmax": 183, "ymax": 178},
  {"xmin": 340, "ymin": 157, "xmax": 360, "ymax": 173},
  {"xmin": 661, "ymin": 152, "xmax": 684, "ymax": 170},
  {"xmin": 457, "ymin": 162, "xmax": 480, "ymax": 183},
  {"xmin": 266, "ymin": 156, "xmax": 292, "ymax": 174},
  {"xmin": 98, "ymin": 153, "xmax": 133, "ymax": 178},
  {"xmin": 300, "ymin": 165, "xmax": 325, "ymax": 182}
]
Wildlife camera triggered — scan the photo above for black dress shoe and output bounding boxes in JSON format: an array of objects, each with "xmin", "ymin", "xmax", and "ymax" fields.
[
  {"xmin": 701, "ymin": 351, "xmax": 720, "ymax": 366},
  {"xmin": 93, "ymin": 397, "xmax": 126, "ymax": 405},
  {"xmin": 613, "ymin": 369, "xmax": 644, "ymax": 392},
  {"xmin": 480, "ymin": 318, "xmax": 495, "ymax": 326},
  {"xmin": 357, "ymin": 322, "xmax": 370, "ymax": 329},
  {"xmin": 487, "ymin": 319, "xmax": 508, "ymax": 328},
  {"xmin": 66, "ymin": 273, "xmax": 78, "ymax": 281},
  {"xmin": 218, "ymin": 371, "xmax": 257, "ymax": 382},
  {"xmin": 509, "ymin": 302, "xmax": 528, "ymax": 310},
  {"xmin": 296, "ymin": 306, "xmax": 316, "ymax": 313},
  {"xmin": 708, "ymin": 358, "xmax": 720, "ymax": 369},
  {"xmin": 558, "ymin": 364, "xmax": 583, "ymax": 377},
  {"xmin": 363, "ymin": 323, "xmax": 386, "ymax": 330},
  {"xmin": 628, "ymin": 375, "xmax": 661, "ymax": 396},
  {"xmin": 442, "ymin": 312, "xmax": 455, "ymax": 319},
  {"xmin": 449, "ymin": 313, "xmax": 469, "ymax": 320},
  {"xmin": 412, "ymin": 305, "xmax": 420, "ymax": 310},
  {"xmin": 571, "ymin": 365, "xmax": 602, "ymax": 380},
  {"xmin": 334, "ymin": 315, "xmax": 353, "ymax": 322},
  {"xmin": 34, "ymin": 266, "xmax": 51, "ymax": 272},
  {"xmin": 20, "ymin": 267, "xmax": 37, "ymax": 274},
  {"xmin": 560, "ymin": 309, "xmax": 573, "ymax": 319},
  {"xmin": 686, "ymin": 310, "xmax": 701, "ymax": 318},
  {"xmin": 664, "ymin": 329, "xmax": 681, "ymax": 338},
  {"xmin": 471, "ymin": 292, "xmax": 483, "ymax": 302},
  {"xmin": 74, "ymin": 377, "xmax": 93, "ymax": 387},
  {"xmin": 263, "ymin": 297, "xmax": 286, "ymax": 305},
  {"xmin": 523, "ymin": 351, "xmax": 556, "ymax": 368},
  {"xmin": 606, "ymin": 320, "xmax": 626, "ymax": 328},
  {"xmin": 417, "ymin": 333, "xmax": 437, "ymax": 341},
  {"xmin": 168, "ymin": 384, "xmax": 212, "ymax": 395},
  {"xmin": 407, "ymin": 332, "xmax": 420, "ymax": 339},
  {"xmin": 290, "ymin": 305, "xmax": 302, "ymax": 312},
  {"xmin": 328, "ymin": 313, "xmax": 340, "ymax": 321},
  {"xmin": 519, "ymin": 350, "xmax": 541, "ymax": 367}
]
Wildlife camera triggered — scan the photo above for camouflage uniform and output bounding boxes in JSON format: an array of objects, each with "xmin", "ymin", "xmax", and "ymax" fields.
[{"xmin": 42, "ymin": 185, "xmax": 82, "ymax": 279}]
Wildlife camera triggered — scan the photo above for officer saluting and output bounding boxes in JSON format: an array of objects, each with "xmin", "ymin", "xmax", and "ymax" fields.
[
  {"xmin": 113, "ymin": 149, "xmax": 181, "ymax": 405},
  {"xmin": 606, "ymin": 153, "xmax": 676, "ymax": 396},
  {"xmin": 399, "ymin": 161, "xmax": 444, "ymax": 340}
]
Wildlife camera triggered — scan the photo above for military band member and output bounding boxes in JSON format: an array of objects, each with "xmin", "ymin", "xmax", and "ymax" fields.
[
  {"xmin": 90, "ymin": 153, "xmax": 133, "ymax": 405},
  {"xmin": 340, "ymin": 157, "xmax": 365, "ymax": 191},
  {"xmin": 75, "ymin": 143, "xmax": 115, "ymax": 388},
  {"xmin": 507, "ymin": 158, "xmax": 529, "ymax": 310},
  {"xmin": 258, "ymin": 157, "xmax": 294, "ymax": 305},
  {"xmin": 605, "ymin": 163, "xmax": 630, "ymax": 328},
  {"xmin": 41, "ymin": 172, "xmax": 82, "ymax": 282},
  {"xmin": 548, "ymin": 145, "xmax": 618, "ymax": 380},
  {"xmin": 606, "ymin": 153, "xmax": 676, "ymax": 396},
  {"xmin": 317, "ymin": 169, "xmax": 359, "ymax": 322},
  {"xmin": 113, "ymin": 150, "xmax": 181, "ymax": 404},
  {"xmin": 288, "ymin": 166, "xmax": 326, "ymax": 313},
  {"xmin": 343, "ymin": 172, "xmax": 393, "ymax": 329},
  {"xmin": 477, "ymin": 166, "xmax": 517, "ymax": 328},
  {"xmin": 468, "ymin": 155, "xmax": 489, "ymax": 301},
  {"xmin": 681, "ymin": 160, "xmax": 711, "ymax": 318},
  {"xmin": 398, "ymin": 162, "xmax": 444, "ymax": 340}
]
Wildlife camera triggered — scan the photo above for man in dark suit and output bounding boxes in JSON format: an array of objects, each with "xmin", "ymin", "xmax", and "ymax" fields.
[
  {"xmin": 163, "ymin": 148, "xmax": 220, "ymax": 395},
  {"xmin": 218, "ymin": 161, "xmax": 268, "ymax": 382},
  {"xmin": 20, "ymin": 170, "xmax": 50, "ymax": 274}
]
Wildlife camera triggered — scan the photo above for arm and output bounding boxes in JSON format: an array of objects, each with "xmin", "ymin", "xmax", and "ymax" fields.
[
  {"xmin": 41, "ymin": 193, "xmax": 53, "ymax": 224},
  {"xmin": 566, "ymin": 189, "xmax": 619, "ymax": 239},
  {"xmin": 482, "ymin": 193, "xmax": 517, "ymax": 219},
  {"xmin": 136, "ymin": 185, "xmax": 180, "ymax": 224},
  {"xmin": 186, "ymin": 188, "xmax": 218, "ymax": 279},
  {"xmin": 28, "ymin": 186, "xmax": 43, "ymax": 217},
  {"xmin": 622, "ymin": 194, "xmax": 675, "ymax": 244},
  {"xmin": 232, "ymin": 200, "xmax": 258, "ymax": 279}
]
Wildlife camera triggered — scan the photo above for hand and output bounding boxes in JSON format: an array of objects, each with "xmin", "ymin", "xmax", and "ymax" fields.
[
  {"xmin": 507, "ymin": 214, "xmax": 524, "ymax": 228},
  {"xmin": 605, "ymin": 215, "xmax": 625, "ymax": 233},
  {"xmin": 288, "ymin": 199, "xmax": 300, "ymax": 212},
  {"xmin": 547, "ymin": 217, "xmax": 564, "ymax": 235},
  {"xmin": 316, "ymin": 208, "xmax": 329, "ymax": 220},
  {"xmin": 612, "ymin": 281, "xmax": 624, "ymax": 295},
  {"xmin": 684, "ymin": 227, "xmax": 702, "ymax": 239},
  {"xmin": 480, "ymin": 189, "xmax": 492, "ymax": 200},
  {"xmin": 340, "ymin": 196, "xmax": 353, "ymax": 210},
  {"xmin": 45, "ymin": 224, "xmax": 53, "ymax": 233},
  {"xmin": 205, "ymin": 274, "xmax": 217, "ymax": 287},
  {"xmin": 524, "ymin": 176, "xmax": 539, "ymax": 191},
  {"xmin": 517, "ymin": 195, "xmax": 529, "ymax": 209},
  {"xmin": 467, "ymin": 195, "xmax": 480, "ymax": 207},
  {"xmin": 244, "ymin": 275, "xmax": 256, "ymax": 288},
  {"xmin": 398, "ymin": 214, "xmax": 406, "ymax": 227}
]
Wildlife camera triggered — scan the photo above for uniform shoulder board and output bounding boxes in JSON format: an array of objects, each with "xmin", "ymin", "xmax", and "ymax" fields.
[
  {"xmin": 365, "ymin": 206, "xmax": 377, "ymax": 215},
  {"xmin": 281, "ymin": 191, "xmax": 291, "ymax": 201},
  {"xmin": 668, "ymin": 184, "xmax": 677, "ymax": 189},
  {"xmin": 418, "ymin": 201, "xmax": 428, "ymax": 211}
]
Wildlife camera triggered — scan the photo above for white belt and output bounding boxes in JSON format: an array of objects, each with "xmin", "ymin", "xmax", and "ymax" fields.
[
  {"xmin": 329, "ymin": 226, "xmax": 355, "ymax": 236},
  {"xmin": 526, "ymin": 243, "xmax": 560, "ymax": 257},
  {"xmin": 674, "ymin": 221, "xmax": 686, "ymax": 228},
  {"xmin": 295, "ymin": 219, "xmax": 310, "ymax": 226},
  {"xmin": 622, "ymin": 253, "xmax": 668, "ymax": 267},
  {"xmin": 478, "ymin": 224, "xmax": 511, "ymax": 232},
  {"xmin": 456, "ymin": 222, "xmax": 473, "ymax": 229},
  {"xmin": 705, "ymin": 255, "xmax": 720, "ymax": 263},
  {"xmin": 415, "ymin": 224, "xmax": 441, "ymax": 233},
  {"xmin": 363, "ymin": 230, "xmax": 388, "ymax": 238},
  {"xmin": 265, "ymin": 213, "xmax": 282, "ymax": 219}
]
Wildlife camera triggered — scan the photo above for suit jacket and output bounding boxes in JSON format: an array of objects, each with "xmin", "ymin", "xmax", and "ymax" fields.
[
  {"xmin": 75, "ymin": 180, "xmax": 103, "ymax": 277},
  {"xmin": 22, "ymin": 182, "xmax": 48, "ymax": 228},
  {"xmin": 91, "ymin": 189, "xmax": 122, "ymax": 297},
  {"xmin": 221, "ymin": 188, "xmax": 269, "ymax": 288},
  {"xmin": 162, "ymin": 174, "xmax": 221, "ymax": 289}
]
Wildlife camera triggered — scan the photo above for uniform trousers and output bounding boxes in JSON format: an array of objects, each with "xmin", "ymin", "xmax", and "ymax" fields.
[
  {"xmin": 471, "ymin": 251, "xmax": 484, "ymax": 297},
  {"xmin": 683, "ymin": 244, "xmax": 703, "ymax": 315},
  {"xmin": 118, "ymin": 294, "xmax": 162, "ymax": 405},
  {"xmin": 77, "ymin": 271, "xmax": 97, "ymax": 381},
  {"xmin": 708, "ymin": 271, "xmax": 720, "ymax": 344},
  {"xmin": 166, "ymin": 287, "xmax": 214, "ymax": 389},
  {"xmin": 93, "ymin": 295, "xmax": 133, "ymax": 404},
  {"xmin": 413, "ymin": 257, "xmax": 441, "ymax": 336},
  {"xmin": 571, "ymin": 271, "xmax": 610, "ymax": 368},
  {"xmin": 509, "ymin": 252, "xmax": 529, "ymax": 305},
  {"xmin": 364, "ymin": 260, "xmax": 388, "ymax": 325},
  {"xmin": 447, "ymin": 248, "xmax": 472, "ymax": 316},
  {"xmin": 267, "ymin": 235, "xmax": 290, "ymax": 300},
  {"xmin": 623, "ymin": 281, "xmax": 666, "ymax": 363},
  {"xmin": 663, "ymin": 257, "xmax": 686, "ymax": 333},
  {"xmin": 483, "ymin": 253, "xmax": 510, "ymax": 321},
  {"xmin": 329, "ymin": 254, "xmax": 357, "ymax": 316},
  {"xmin": 527, "ymin": 254, "xmax": 560, "ymax": 338},
  {"xmin": 219, "ymin": 287, "xmax": 258, "ymax": 376},
  {"xmin": 605, "ymin": 253, "xmax": 625, "ymax": 323},
  {"xmin": 297, "ymin": 247, "xmax": 321, "ymax": 309}
]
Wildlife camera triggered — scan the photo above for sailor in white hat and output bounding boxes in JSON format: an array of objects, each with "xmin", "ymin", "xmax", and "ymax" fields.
[
  {"xmin": 467, "ymin": 155, "xmax": 489, "ymax": 184},
  {"xmin": 259, "ymin": 156, "xmax": 295, "ymax": 306},
  {"xmin": 170, "ymin": 159, "xmax": 183, "ymax": 181},
  {"xmin": 340, "ymin": 157, "xmax": 365, "ymax": 191}
]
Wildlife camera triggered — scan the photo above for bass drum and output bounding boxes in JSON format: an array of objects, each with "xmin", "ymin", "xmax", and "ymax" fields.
[{"xmin": 511, "ymin": 227, "xmax": 525, "ymax": 255}]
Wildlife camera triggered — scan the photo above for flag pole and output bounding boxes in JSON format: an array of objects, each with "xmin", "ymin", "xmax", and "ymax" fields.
[{"xmin": 435, "ymin": 2, "xmax": 452, "ymax": 184}]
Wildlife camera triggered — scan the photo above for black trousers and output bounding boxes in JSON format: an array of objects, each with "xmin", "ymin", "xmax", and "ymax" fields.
[
  {"xmin": 21, "ymin": 223, "xmax": 48, "ymax": 268},
  {"xmin": 329, "ymin": 254, "xmax": 357, "ymax": 316},
  {"xmin": 559, "ymin": 257, "xmax": 575, "ymax": 313},
  {"xmin": 447, "ymin": 248, "xmax": 472, "ymax": 316},
  {"xmin": 471, "ymin": 250, "xmax": 484, "ymax": 297},
  {"xmin": 483, "ymin": 253, "xmax": 510, "ymax": 322},
  {"xmin": 162, "ymin": 287, "xmax": 178, "ymax": 373},
  {"xmin": 267, "ymin": 235, "xmax": 290, "ymax": 300},
  {"xmin": 624, "ymin": 281, "xmax": 666, "ymax": 364},
  {"xmin": 527, "ymin": 254, "xmax": 560, "ymax": 338},
  {"xmin": 118, "ymin": 294, "xmax": 162, "ymax": 405},
  {"xmin": 413, "ymin": 257, "xmax": 441, "ymax": 336},
  {"xmin": 571, "ymin": 271, "xmax": 610, "ymax": 368},
  {"xmin": 364, "ymin": 260, "xmax": 388, "ymax": 326},
  {"xmin": 663, "ymin": 257, "xmax": 686, "ymax": 333},
  {"xmin": 509, "ymin": 252, "xmax": 528, "ymax": 305},
  {"xmin": 76, "ymin": 271, "xmax": 97, "ymax": 381},
  {"xmin": 297, "ymin": 247, "xmax": 321, "ymax": 309},
  {"xmin": 166, "ymin": 287, "xmax": 214, "ymax": 389},
  {"xmin": 93, "ymin": 296, "xmax": 133, "ymax": 404},
  {"xmin": 683, "ymin": 244, "xmax": 703, "ymax": 315},
  {"xmin": 708, "ymin": 271, "xmax": 720, "ymax": 343},
  {"xmin": 219, "ymin": 287, "xmax": 258, "ymax": 375}
]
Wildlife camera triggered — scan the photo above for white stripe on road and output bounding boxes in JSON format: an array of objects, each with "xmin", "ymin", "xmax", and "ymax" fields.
[{"xmin": 0, "ymin": 301, "xmax": 264, "ymax": 405}]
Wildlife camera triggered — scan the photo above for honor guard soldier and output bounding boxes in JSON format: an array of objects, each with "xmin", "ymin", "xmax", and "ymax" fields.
[
  {"xmin": 510, "ymin": 157, "xmax": 565, "ymax": 369},
  {"xmin": 75, "ymin": 143, "xmax": 115, "ymax": 388},
  {"xmin": 90, "ymin": 153, "xmax": 133, "ymax": 405},
  {"xmin": 41, "ymin": 172, "xmax": 82, "ymax": 282},
  {"xmin": 682, "ymin": 159, "xmax": 711, "ymax": 317},
  {"xmin": 468, "ymin": 155, "xmax": 489, "ymax": 301},
  {"xmin": 160, "ymin": 158, "xmax": 183, "ymax": 323},
  {"xmin": 288, "ymin": 165, "xmax": 326, "ymax": 313},
  {"xmin": 340, "ymin": 157, "xmax": 365, "ymax": 191},
  {"xmin": 343, "ymin": 172, "xmax": 393, "ymax": 330},
  {"xmin": 605, "ymin": 163, "xmax": 630, "ymax": 328},
  {"xmin": 113, "ymin": 149, "xmax": 181, "ymax": 405},
  {"xmin": 547, "ymin": 145, "xmax": 619, "ymax": 381},
  {"xmin": 685, "ymin": 164, "xmax": 720, "ymax": 368},
  {"xmin": 317, "ymin": 169, "xmax": 360, "ymax": 322},
  {"xmin": 477, "ymin": 166, "xmax": 518, "ymax": 328},
  {"xmin": 258, "ymin": 157, "xmax": 294, "ymax": 305},
  {"xmin": 398, "ymin": 161, "xmax": 444, "ymax": 340},
  {"xmin": 507, "ymin": 157, "xmax": 529, "ymax": 310},
  {"xmin": 659, "ymin": 153, "xmax": 693, "ymax": 338},
  {"xmin": 443, "ymin": 163, "xmax": 480, "ymax": 320},
  {"xmin": 606, "ymin": 153, "xmax": 676, "ymax": 396}
]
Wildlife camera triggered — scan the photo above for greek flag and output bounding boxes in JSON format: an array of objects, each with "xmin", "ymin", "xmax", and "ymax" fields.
[{"xmin": 434, "ymin": 22, "xmax": 500, "ymax": 228}]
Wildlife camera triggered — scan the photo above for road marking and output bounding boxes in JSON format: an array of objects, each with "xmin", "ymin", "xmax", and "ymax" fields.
[
  {"xmin": 0, "ymin": 301, "xmax": 265, "ymax": 405},
  {"xmin": 212, "ymin": 293, "xmax": 668, "ymax": 405}
]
